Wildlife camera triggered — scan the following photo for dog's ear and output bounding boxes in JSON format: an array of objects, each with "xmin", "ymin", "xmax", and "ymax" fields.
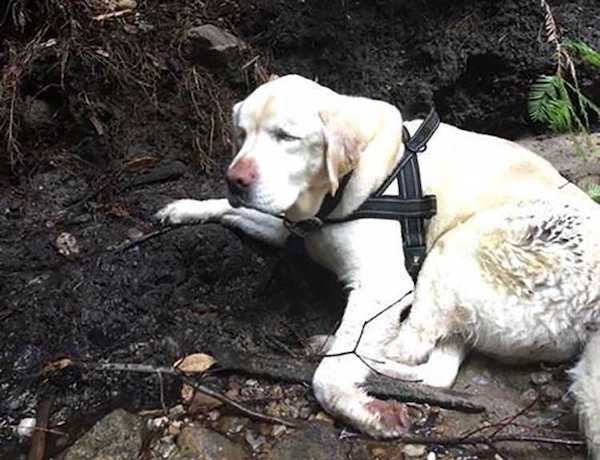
[{"xmin": 319, "ymin": 110, "xmax": 360, "ymax": 195}]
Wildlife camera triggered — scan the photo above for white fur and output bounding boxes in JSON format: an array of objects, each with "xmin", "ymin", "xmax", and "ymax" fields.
[{"xmin": 156, "ymin": 75, "xmax": 600, "ymax": 449}]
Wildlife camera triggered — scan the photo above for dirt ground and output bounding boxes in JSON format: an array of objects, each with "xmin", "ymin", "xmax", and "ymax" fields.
[{"xmin": 1, "ymin": 0, "xmax": 599, "ymax": 458}]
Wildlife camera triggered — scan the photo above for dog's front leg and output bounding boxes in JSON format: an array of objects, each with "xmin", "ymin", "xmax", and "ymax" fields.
[
  {"xmin": 312, "ymin": 287, "xmax": 413, "ymax": 437},
  {"xmin": 155, "ymin": 199, "xmax": 289, "ymax": 247}
]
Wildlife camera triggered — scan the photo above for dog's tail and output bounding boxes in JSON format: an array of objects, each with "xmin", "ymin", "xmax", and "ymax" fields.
[{"xmin": 571, "ymin": 331, "xmax": 600, "ymax": 459}]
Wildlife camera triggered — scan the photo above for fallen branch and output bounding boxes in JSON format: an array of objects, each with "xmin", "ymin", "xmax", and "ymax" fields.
[
  {"xmin": 27, "ymin": 398, "xmax": 53, "ymax": 460},
  {"xmin": 381, "ymin": 432, "xmax": 584, "ymax": 448},
  {"xmin": 210, "ymin": 348, "xmax": 486, "ymax": 413},
  {"xmin": 93, "ymin": 9, "xmax": 133, "ymax": 21},
  {"xmin": 78, "ymin": 361, "xmax": 297, "ymax": 428}
]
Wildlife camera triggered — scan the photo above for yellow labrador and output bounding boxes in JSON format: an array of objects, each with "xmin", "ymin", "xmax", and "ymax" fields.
[{"xmin": 156, "ymin": 75, "xmax": 600, "ymax": 455}]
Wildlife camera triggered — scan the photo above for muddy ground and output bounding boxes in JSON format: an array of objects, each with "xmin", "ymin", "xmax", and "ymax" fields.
[{"xmin": 1, "ymin": 0, "xmax": 600, "ymax": 458}]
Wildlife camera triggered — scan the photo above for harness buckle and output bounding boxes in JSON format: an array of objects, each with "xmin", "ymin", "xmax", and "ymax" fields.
[{"xmin": 284, "ymin": 216, "xmax": 323, "ymax": 238}]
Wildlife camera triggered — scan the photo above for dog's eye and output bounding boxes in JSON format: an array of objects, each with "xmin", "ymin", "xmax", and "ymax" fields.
[
  {"xmin": 273, "ymin": 128, "xmax": 300, "ymax": 142},
  {"xmin": 235, "ymin": 127, "xmax": 246, "ymax": 145}
]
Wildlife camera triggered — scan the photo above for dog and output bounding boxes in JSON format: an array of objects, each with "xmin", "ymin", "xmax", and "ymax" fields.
[{"xmin": 156, "ymin": 75, "xmax": 600, "ymax": 456}]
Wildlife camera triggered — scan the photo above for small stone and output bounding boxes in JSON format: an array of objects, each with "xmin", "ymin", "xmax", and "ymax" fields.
[
  {"xmin": 127, "ymin": 227, "xmax": 143, "ymax": 241},
  {"xmin": 56, "ymin": 232, "xmax": 80, "ymax": 257},
  {"xmin": 245, "ymin": 379, "xmax": 258, "ymax": 387},
  {"xmin": 312, "ymin": 412, "xmax": 334, "ymax": 424},
  {"xmin": 427, "ymin": 452, "xmax": 437, "ymax": 460},
  {"xmin": 207, "ymin": 409, "xmax": 220, "ymax": 421},
  {"xmin": 168, "ymin": 421, "xmax": 181, "ymax": 436},
  {"xmin": 272, "ymin": 425, "xmax": 286, "ymax": 437},
  {"xmin": 149, "ymin": 416, "xmax": 169, "ymax": 430},
  {"xmin": 371, "ymin": 446, "xmax": 387, "ymax": 457},
  {"xmin": 64, "ymin": 409, "xmax": 143, "ymax": 460},
  {"xmin": 530, "ymin": 371, "xmax": 553, "ymax": 386},
  {"xmin": 16, "ymin": 418, "xmax": 36, "ymax": 438},
  {"xmin": 185, "ymin": 24, "xmax": 245, "ymax": 66},
  {"xmin": 299, "ymin": 406, "xmax": 312, "ymax": 419},
  {"xmin": 177, "ymin": 424, "xmax": 247, "ymax": 460},
  {"xmin": 245, "ymin": 431, "xmax": 266, "ymax": 451},
  {"xmin": 402, "ymin": 444, "xmax": 427, "ymax": 457},
  {"xmin": 541, "ymin": 384, "xmax": 565, "ymax": 402},
  {"xmin": 116, "ymin": 0, "xmax": 137, "ymax": 9},
  {"xmin": 521, "ymin": 388, "xmax": 539, "ymax": 404}
]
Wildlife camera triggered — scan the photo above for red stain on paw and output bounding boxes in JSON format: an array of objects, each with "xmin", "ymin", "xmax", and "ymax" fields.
[{"xmin": 365, "ymin": 399, "xmax": 411, "ymax": 433}]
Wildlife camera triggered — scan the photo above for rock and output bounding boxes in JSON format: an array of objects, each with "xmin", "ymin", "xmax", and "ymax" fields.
[
  {"xmin": 177, "ymin": 424, "xmax": 248, "ymax": 460},
  {"xmin": 116, "ymin": 0, "xmax": 137, "ymax": 9},
  {"xmin": 530, "ymin": 371, "xmax": 553, "ymax": 386},
  {"xmin": 272, "ymin": 424, "xmax": 287, "ymax": 437},
  {"xmin": 56, "ymin": 232, "xmax": 80, "ymax": 257},
  {"xmin": 270, "ymin": 422, "xmax": 347, "ymax": 460},
  {"xmin": 521, "ymin": 388, "xmax": 539, "ymax": 405},
  {"xmin": 127, "ymin": 227, "xmax": 144, "ymax": 241},
  {"xmin": 64, "ymin": 409, "xmax": 143, "ymax": 460},
  {"xmin": 185, "ymin": 24, "xmax": 245, "ymax": 67},
  {"xmin": 16, "ymin": 417, "xmax": 36, "ymax": 438},
  {"xmin": 540, "ymin": 384, "xmax": 565, "ymax": 402},
  {"xmin": 187, "ymin": 392, "xmax": 223, "ymax": 414},
  {"xmin": 244, "ymin": 430, "xmax": 266, "ymax": 451},
  {"xmin": 402, "ymin": 443, "xmax": 427, "ymax": 457},
  {"xmin": 214, "ymin": 416, "xmax": 249, "ymax": 435}
]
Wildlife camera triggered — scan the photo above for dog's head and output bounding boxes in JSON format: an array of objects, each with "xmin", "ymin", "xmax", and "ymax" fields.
[{"xmin": 226, "ymin": 75, "xmax": 403, "ymax": 219}]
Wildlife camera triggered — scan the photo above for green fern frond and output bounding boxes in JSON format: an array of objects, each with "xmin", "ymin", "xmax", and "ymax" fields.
[
  {"xmin": 528, "ymin": 75, "xmax": 577, "ymax": 132},
  {"xmin": 528, "ymin": 75, "xmax": 558, "ymax": 123},
  {"xmin": 566, "ymin": 40, "xmax": 600, "ymax": 68}
]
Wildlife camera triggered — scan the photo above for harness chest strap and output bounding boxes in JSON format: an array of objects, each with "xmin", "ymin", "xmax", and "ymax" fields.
[{"xmin": 286, "ymin": 109, "xmax": 440, "ymax": 281}]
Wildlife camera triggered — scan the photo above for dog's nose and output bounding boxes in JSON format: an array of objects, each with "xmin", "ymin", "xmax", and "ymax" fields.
[{"xmin": 226, "ymin": 157, "xmax": 257, "ymax": 196}]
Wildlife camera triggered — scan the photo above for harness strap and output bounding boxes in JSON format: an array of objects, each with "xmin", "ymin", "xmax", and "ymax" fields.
[{"xmin": 285, "ymin": 109, "xmax": 440, "ymax": 280}]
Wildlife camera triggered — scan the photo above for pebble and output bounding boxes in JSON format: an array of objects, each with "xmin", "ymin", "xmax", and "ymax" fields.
[
  {"xmin": 16, "ymin": 417, "xmax": 36, "ymax": 437},
  {"xmin": 427, "ymin": 452, "xmax": 437, "ymax": 460},
  {"xmin": 127, "ymin": 227, "xmax": 143, "ymax": 240},
  {"xmin": 245, "ymin": 430, "xmax": 266, "ymax": 451},
  {"xmin": 402, "ymin": 444, "xmax": 427, "ymax": 457},
  {"xmin": 116, "ymin": 0, "xmax": 137, "ymax": 9},
  {"xmin": 177, "ymin": 424, "xmax": 247, "ymax": 460},
  {"xmin": 541, "ymin": 384, "xmax": 565, "ymax": 402},
  {"xmin": 530, "ymin": 371, "xmax": 553, "ymax": 386},
  {"xmin": 272, "ymin": 424, "xmax": 287, "ymax": 437},
  {"xmin": 521, "ymin": 388, "xmax": 539, "ymax": 404}
]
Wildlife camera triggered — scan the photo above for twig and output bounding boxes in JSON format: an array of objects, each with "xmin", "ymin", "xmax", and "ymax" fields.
[
  {"xmin": 381, "ymin": 432, "xmax": 584, "ymax": 448},
  {"xmin": 459, "ymin": 397, "xmax": 539, "ymax": 440},
  {"xmin": 211, "ymin": 348, "xmax": 486, "ymax": 413},
  {"xmin": 113, "ymin": 226, "xmax": 178, "ymax": 253},
  {"xmin": 93, "ymin": 9, "xmax": 133, "ymax": 21},
  {"xmin": 27, "ymin": 398, "xmax": 53, "ymax": 460},
  {"xmin": 78, "ymin": 361, "xmax": 297, "ymax": 428}
]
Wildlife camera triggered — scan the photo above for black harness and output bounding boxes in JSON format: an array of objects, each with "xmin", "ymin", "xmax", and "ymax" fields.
[{"xmin": 285, "ymin": 110, "xmax": 440, "ymax": 281}]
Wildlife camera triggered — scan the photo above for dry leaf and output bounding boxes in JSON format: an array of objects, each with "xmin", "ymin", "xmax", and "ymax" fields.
[
  {"xmin": 173, "ymin": 353, "xmax": 215, "ymax": 373},
  {"xmin": 42, "ymin": 358, "xmax": 74, "ymax": 376}
]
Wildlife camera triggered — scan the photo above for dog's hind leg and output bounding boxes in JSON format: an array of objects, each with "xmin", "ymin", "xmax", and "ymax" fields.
[
  {"xmin": 376, "ymin": 338, "xmax": 467, "ymax": 388},
  {"xmin": 155, "ymin": 198, "xmax": 289, "ymax": 247},
  {"xmin": 312, "ymin": 287, "xmax": 415, "ymax": 437}
]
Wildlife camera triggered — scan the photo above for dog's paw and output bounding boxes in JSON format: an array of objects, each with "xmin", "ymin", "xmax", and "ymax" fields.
[
  {"xmin": 154, "ymin": 199, "xmax": 228, "ymax": 225},
  {"xmin": 364, "ymin": 399, "xmax": 411, "ymax": 438}
]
